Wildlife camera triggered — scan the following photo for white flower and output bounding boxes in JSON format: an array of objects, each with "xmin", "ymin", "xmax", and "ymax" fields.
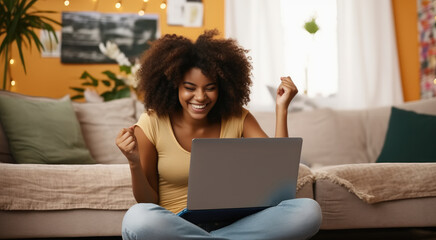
[
  {"xmin": 99, "ymin": 41, "xmax": 141, "ymax": 89},
  {"xmin": 99, "ymin": 41, "xmax": 131, "ymax": 66},
  {"xmin": 125, "ymin": 74, "xmax": 138, "ymax": 88},
  {"xmin": 131, "ymin": 62, "xmax": 141, "ymax": 75},
  {"xmin": 99, "ymin": 41, "xmax": 120, "ymax": 59}
]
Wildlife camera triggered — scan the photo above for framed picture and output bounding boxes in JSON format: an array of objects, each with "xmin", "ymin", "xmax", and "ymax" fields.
[{"xmin": 61, "ymin": 12, "xmax": 159, "ymax": 64}]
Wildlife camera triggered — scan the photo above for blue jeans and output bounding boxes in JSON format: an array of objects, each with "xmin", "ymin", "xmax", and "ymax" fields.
[{"xmin": 122, "ymin": 198, "xmax": 322, "ymax": 240}]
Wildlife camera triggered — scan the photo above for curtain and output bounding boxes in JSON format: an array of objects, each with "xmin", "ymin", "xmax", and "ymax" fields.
[
  {"xmin": 225, "ymin": 0, "xmax": 284, "ymax": 111},
  {"xmin": 225, "ymin": 0, "xmax": 403, "ymax": 111},
  {"xmin": 336, "ymin": 0, "xmax": 403, "ymax": 109}
]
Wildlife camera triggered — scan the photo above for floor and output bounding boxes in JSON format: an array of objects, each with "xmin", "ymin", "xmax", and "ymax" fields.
[
  {"xmin": 13, "ymin": 227, "xmax": 436, "ymax": 240},
  {"xmin": 311, "ymin": 228, "xmax": 436, "ymax": 240}
]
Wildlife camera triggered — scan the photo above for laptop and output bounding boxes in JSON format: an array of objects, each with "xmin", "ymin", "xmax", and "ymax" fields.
[{"xmin": 177, "ymin": 137, "xmax": 303, "ymax": 224}]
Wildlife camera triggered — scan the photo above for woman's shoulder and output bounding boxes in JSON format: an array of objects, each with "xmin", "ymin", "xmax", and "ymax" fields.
[{"xmin": 137, "ymin": 110, "xmax": 169, "ymax": 126}]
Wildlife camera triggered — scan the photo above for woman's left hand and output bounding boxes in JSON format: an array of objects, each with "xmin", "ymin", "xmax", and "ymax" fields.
[{"xmin": 276, "ymin": 76, "xmax": 298, "ymax": 110}]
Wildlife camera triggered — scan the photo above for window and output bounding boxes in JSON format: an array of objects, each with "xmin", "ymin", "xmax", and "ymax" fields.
[{"xmin": 280, "ymin": 0, "xmax": 338, "ymax": 98}]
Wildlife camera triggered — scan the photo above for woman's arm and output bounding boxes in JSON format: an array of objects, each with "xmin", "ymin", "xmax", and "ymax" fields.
[
  {"xmin": 116, "ymin": 127, "xmax": 159, "ymax": 203},
  {"xmin": 275, "ymin": 76, "xmax": 298, "ymax": 137},
  {"xmin": 243, "ymin": 76, "xmax": 298, "ymax": 138}
]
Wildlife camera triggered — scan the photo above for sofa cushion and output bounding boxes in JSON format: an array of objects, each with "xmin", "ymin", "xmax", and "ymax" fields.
[
  {"xmin": 0, "ymin": 92, "xmax": 95, "ymax": 164},
  {"xmin": 72, "ymin": 98, "xmax": 137, "ymax": 164},
  {"xmin": 366, "ymin": 98, "xmax": 436, "ymax": 162},
  {"xmin": 254, "ymin": 108, "xmax": 369, "ymax": 167},
  {"xmin": 377, "ymin": 107, "xmax": 436, "ymax": 163},
  {"xmin": 291, "ymin": 109, "xmax": 369, "ymax": 167}
]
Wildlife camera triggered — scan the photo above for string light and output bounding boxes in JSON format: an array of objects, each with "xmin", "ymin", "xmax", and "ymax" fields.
[
  {"xmin": 160, "ymin": 0, "xmax": 166, "ymax": 9},
  {"xmin": 64, "ymin": 0, "xmax": 70, "ymax": 6},
  {"xmin": 10, "ymin": 79, "xmax": 16, "ymax": 87},
  {"xmin": 115, "ymin": 0, "xmax": 122, "ymax": 9},
  {"xmin": 9, "ymin": 59, "xmax": 14, "ymax": 65},
  {"xmin": 138, "ymin": 0, "xmax": 147, "ymax": 16},
  {"xmin": 434, "ymin": 78, "xmax": 436, "ymax": 85}
]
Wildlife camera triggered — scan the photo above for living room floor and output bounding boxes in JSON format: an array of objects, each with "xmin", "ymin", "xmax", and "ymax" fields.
[{"xmin": 13, "ymin": 227, "xmax": 436, "ymax": 240}]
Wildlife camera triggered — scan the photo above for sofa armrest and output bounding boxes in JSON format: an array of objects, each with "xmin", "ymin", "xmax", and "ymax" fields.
[{"xmin": 313, "ymin": 163, "xmax": 436, "ymax": 203}]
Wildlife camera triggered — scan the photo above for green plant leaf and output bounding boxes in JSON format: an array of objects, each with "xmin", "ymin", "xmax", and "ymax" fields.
[
  {"xmin": 0, "ymin": 0, "xmax": 61, "ymax": 88},
  {"xmin": 102, "ymin": 70, "xmax": 126, "ymax": 87},
  {"xmin": 100, "ymin": 91, "xmax": 115, "ymax": 101},
  {"xmin": 114, "ymin": 87, "xmax": 131, "ymax": 99},
  {"xmin": 101, "ymin": 70, "xmax": 118, "ymax": 80},
  {"xmin": 81, "ymin": 82, "xmax": 94, "ymax": 86},
  {"xmin": 70, "ymin": 87, "xmax": 85, "ymax": 92},
  {"xmin": 100, "ymin": 87, "xmax": 131, "ymax": 101},
  {"xmin": 71, "ymin": 94, "xmax": 84, "ymax": 100},
  {"xmin": 304, "ymin": 18, "xmax": 320, "ymax": 35},
  {"xmin": 120, "ymin": 65, "xmax": 132, "ymax": 74},
  {"xmin": 15, "ymin": 37, "xmax": 27, "ymax": 73},
  {"xmin": 102, "ymin": 80, "xmax": 111, "ymax": 86},
  {"xmin": 80, "ymin": 71, "xmax": 99, "ymax": 86}
]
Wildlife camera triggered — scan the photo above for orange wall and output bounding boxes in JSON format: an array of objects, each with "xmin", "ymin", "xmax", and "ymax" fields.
[
  {"xmin": 3, "ymin": 0, "xmax": 224, "ymax": 98},
  {"xmin": 392, "ymin": 0, "xmax": 421, "ymax": 101}
]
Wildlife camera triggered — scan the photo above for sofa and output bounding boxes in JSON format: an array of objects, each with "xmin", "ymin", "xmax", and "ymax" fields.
[{"xmin": 0, "ymin": 90, "xmax": 435, "ymax": 239}]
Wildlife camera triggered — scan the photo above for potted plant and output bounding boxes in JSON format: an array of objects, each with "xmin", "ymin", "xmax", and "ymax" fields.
[{"xmin": 0, "ymin": 0, "xmax": 61, "ymax": 90}]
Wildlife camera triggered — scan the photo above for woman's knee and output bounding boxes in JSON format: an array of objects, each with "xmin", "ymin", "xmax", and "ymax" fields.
[
  {"xmin": 280, "ymin": 198, "xmax": 323, "ymax": 232},
  {"xmin": 122, "ymin": 203, "xmax": 167, "ymax": 239}
]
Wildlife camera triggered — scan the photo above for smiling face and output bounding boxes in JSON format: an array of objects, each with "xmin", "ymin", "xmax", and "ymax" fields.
[{"xmin": 178, "ymin": 67, "xmax": 219, "ymax": 121}]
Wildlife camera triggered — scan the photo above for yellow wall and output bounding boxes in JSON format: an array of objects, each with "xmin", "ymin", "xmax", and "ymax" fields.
[
  {"xmin": 3, "ymin": 0, "xmax": 224, "ymax": 98},
  {"xmin": 392, "ymin": 0, "xmax": 421, "ymax": 101}
]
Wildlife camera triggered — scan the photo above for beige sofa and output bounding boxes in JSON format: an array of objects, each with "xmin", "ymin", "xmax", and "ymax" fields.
[
  {"xmin": 254, "ymin": 97, "xmax": 436, "ymax": 230},
  {"xmin": 0, "ymin": 90, "xmax": 435, "ymax": 238}
]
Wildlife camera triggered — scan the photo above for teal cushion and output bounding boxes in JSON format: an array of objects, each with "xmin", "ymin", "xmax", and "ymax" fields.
[
  {"xmin": 376, "ymin": 107, "xmax": 436, "ymax": 163},
  {"xmin": 0, "ymin": 94, "xmax": 95, "ymax": 164}
]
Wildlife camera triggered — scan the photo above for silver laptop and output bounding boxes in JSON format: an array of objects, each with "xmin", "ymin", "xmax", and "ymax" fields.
[{"xmin": 178, "ymin": 137, "xmax": 303, "ymax": 224}]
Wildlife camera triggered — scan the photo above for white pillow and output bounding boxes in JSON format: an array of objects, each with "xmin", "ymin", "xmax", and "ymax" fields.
[{"xmin": 73, "ymin": 98, "xmax": 137, "ymax": 164}]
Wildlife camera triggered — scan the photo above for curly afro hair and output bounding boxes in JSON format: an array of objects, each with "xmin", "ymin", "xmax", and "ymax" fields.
[{"xmin": 137, "ymin": 29, "xmax": 252, "ymax": 122}]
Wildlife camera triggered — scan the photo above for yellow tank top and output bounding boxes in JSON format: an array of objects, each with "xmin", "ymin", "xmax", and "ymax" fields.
[{"xmin": 136, "ymin": 108, "xmax": 249, "ymax": 214}]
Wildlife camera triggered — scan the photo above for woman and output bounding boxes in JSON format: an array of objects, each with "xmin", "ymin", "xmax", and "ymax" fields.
[{"xmin": 116, "ymin": 30, "xmax": 322, "ymax": 240}]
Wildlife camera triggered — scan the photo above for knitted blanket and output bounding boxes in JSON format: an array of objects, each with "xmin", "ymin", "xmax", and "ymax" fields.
[
  {"xmin": 0, "ymin": 163, "xmax": 313, "ymax": 210},
  {"xmin": 314, "ymin": 163, "xmax": 436, "ymax": 204}
]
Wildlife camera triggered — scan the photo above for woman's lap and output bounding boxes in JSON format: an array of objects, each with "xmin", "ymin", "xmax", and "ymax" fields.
[{"xmin": 122, "ymin": 198, "xmax": 321, "ymax": 240}]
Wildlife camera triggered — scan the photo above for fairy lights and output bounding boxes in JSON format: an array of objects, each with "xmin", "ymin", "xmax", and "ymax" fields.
[
  {"xmin": 62, "ymin": 1, "xmax": 167, "ymax": 16},
  {"xmin": 160, "ymin": 0, "xmax": 166, "ymax": 9},
  {"xmin": 115, "ymin": 0, "xmax": 122, "ymax": 9}
]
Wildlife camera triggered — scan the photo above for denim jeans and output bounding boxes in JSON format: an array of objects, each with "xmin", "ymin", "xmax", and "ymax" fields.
[{"xmin": 122, "ymin": 198, "xmax": 322, "ymax": 240}]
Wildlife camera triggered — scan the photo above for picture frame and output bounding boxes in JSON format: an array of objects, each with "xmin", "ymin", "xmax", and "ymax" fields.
[{"xmin": 61, "ymin": 12, "xmax": 159, "ymax": 64}]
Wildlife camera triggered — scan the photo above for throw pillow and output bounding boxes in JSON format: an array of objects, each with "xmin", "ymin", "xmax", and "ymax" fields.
[
  {"xmin": 376, "ymin": 107, "xmax": 436, "ymax": 163},
  {"xmin": 72, "ymin": 98, "xmax": 137, "ymax": 164},
  {"xmin": 0, "ymin": 93, "xmax": 95, "ymax": 164},
  {"xmin": 0, "ymin": 121, "xmax": 14, "ymax": 163},
  {"xmin": 0, "ymin": 91, "xmax": 71, "ymax": 163}
]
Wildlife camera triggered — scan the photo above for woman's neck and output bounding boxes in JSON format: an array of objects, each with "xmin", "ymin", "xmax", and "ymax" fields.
[{"xmin": 172, "ymin": 111, "xmax": 211, "ymax": 130}]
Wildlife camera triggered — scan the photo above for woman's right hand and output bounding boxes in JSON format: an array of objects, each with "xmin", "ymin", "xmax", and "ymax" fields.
[{"xmin": 116, "ymin": 126, "xmax": 140, "ymax": 163}]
